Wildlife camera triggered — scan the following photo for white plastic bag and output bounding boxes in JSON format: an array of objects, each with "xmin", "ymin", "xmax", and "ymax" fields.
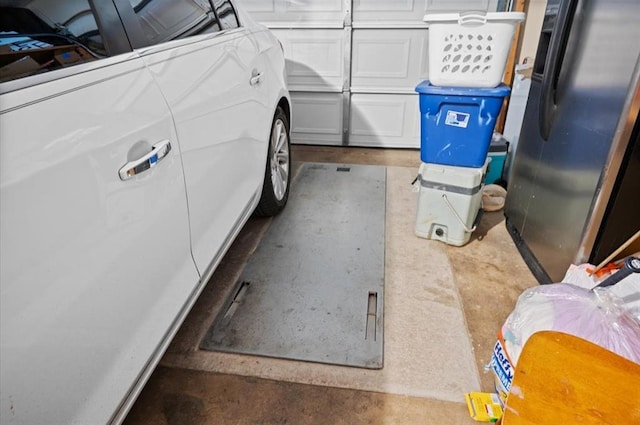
[{"xmin": 491, "ymin": 280, "xmax": 640, "ymax": 403}]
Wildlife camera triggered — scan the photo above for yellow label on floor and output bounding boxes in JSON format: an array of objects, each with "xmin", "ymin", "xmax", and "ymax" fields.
[{"xmin": 464, "ymin": 392, "xmax": 504, "ymax": 422}]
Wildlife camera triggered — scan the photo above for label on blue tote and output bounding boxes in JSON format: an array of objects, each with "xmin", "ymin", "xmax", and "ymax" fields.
[{"xmin": 445, "ymin": 110, "xmax": 470, "ymax": 128}]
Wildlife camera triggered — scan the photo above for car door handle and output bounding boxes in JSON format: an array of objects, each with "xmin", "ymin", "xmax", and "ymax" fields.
[
  {"xmin": 250, "ymin": 71, "xmax": 263, "ymax": 86},
  {"xmin": 119, "ymin": 139, "xmax": 172, "ymax": 181}
]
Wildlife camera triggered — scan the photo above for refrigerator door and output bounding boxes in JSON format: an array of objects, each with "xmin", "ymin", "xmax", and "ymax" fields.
[
  {"xmin": 505, "ymin": 0, "xmax": 640, "ymax": 282},
  {"xmin": 505, "ymin": 1, "xmax": 560, "ymax": 235}
]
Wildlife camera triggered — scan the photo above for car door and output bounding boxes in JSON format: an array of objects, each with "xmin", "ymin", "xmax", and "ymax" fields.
[
  {"xmin": 0, "ymin": 2, "xmax": 198, "ymax": 424},
  {"xmin": 117, "ymin": 0, "xmax": 271, "ymax": 278}
]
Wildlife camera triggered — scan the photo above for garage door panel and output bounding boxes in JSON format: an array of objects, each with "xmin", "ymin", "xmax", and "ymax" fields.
[
  {"xmin": 291, "ymin": 92, "xmax": 344, "ymax": 145},
  {"xmin": 353, "ymin": 0, "xmax": 499, "ymax": 22},
  {"xmin": 353, "ymin": 0, "xmax": 429, "ymax": 22},
  {"xmin": 355, "ymin": 0, "xmax": 416, "ymax": 12},
  {"xmin": 349, "ymin": 93, "xmax": 419, "ymax": 148},
  {"xmin": 426, "ymin": 0, "xmax": 497, "ymax": 12},
  {"xmin": 246, "ymin": 0, "xmax": 503, "ymax": 147},
  {"xmin": 351, "ymin": 29, "xmax": 428, "ymax": 91},
  {"xmin": 271, "ymin": 29, "xmax": 345, "ymax": 90},
  {"xmin": 242, "ymin": 0, "xmax": 346, "ymax": 25},
  {"xmin": 285, "ymin": 0, "xmax": 343, "ymax": 12},
  {"xmin": 241, "ymin": 0, "xmax": 276, "ymax": 12}
]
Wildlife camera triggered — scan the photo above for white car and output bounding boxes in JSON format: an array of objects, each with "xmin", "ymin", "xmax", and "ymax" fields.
[{"xmin": 0, "ymin": 1, "xmax": 291, "ymax": 424}]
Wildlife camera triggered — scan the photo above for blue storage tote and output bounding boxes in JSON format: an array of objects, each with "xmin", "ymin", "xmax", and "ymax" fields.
[{"xmin": 415, "ymin": 81, "xmax": 510, "ymax": 167}]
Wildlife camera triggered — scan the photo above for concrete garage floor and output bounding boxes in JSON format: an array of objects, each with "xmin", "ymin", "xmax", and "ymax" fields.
[{"xmin": 123, "ymin": 146, "xmax": 539, "ymax": 425}]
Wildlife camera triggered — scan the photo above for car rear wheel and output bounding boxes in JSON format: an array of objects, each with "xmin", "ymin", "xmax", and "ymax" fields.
[{"xmin": 255, "ymin": 106, "xmax": 291, "ymax": 217}]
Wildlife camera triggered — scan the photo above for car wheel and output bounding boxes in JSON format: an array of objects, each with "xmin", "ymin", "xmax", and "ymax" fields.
[{"xmin": 255, "ymin": 106, "xmax": 291, "ymax": 217}]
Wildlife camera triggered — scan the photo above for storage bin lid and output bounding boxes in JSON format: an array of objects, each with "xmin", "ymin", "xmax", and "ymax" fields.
[
  {"xmin": 415, "ymin": 80, "xmax": 511, "ymax": 96},
  {"xmin": 418, "ymin": 160, "xmax": 488, "ymax": 189},
  {"xmin": 489, "ymin": 133, "xmax": 509, "ymax": 152}
]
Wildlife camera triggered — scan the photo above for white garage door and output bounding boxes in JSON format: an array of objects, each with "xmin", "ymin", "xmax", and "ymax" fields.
[{"xmin": 243, "ymin": 0, "xmax": 500, "ymax": 148}]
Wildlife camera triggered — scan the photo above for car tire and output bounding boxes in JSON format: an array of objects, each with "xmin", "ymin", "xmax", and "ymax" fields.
[{"xmin": 255, "ymin": 106, "xmax": 291, "ymax": 217}]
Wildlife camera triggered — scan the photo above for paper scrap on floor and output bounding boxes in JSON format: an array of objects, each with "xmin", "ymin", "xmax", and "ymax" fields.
[{"xmin": 465, "ymin": 392, "xmax": 503, "ymax": 422}]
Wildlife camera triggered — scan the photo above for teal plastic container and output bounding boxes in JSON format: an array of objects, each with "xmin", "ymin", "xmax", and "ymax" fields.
[{"xmin": 485, "ymin": 136, "xmax": 509, "ymax": 184}]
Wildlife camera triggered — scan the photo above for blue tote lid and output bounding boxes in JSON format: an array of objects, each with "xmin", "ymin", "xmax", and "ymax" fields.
[{"xmin": 415, "ymin": 80, "xmax": 511, "ymax": 96}]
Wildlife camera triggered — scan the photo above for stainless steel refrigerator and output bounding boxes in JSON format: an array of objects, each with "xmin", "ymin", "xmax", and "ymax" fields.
[{"xmin": 504, "ymin": 0, "xmax": 640, "ymax": 283}]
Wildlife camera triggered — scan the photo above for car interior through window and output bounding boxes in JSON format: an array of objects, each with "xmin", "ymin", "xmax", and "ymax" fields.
[{"xmin": 0, "ymin": 0, "xmax": 105, "ymax": 83}]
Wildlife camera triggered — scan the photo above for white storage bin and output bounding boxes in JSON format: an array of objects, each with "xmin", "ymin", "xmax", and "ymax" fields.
[
  {"xmin": 423, "ymin": 11, "xmax": 525, "ymax": 88},
  {"xmin": 415, "ymin": 160, "xmax": 488, "ymax": 246}
]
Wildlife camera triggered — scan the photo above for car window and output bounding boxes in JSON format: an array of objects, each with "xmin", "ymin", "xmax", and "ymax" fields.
[
  {"xmin": 0, "ymin": 0, "xmax": 105, "ymax": 83},
  {"xmin": 128, "ymin": 0, "xmax": 222, "ymax": 46},
  {"xmin": 212, "ymin": 0, "xmax": 239, "ymax": 30}
]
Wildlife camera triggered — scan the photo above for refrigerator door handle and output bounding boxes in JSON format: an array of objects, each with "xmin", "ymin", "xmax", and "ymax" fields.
[{"xmin": 539, "ymin": 0, "xmax": 579, "ymax": 140}]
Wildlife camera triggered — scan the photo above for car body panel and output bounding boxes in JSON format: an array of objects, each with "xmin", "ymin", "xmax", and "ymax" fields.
[
  {"xmin": 0, "ymin": 1, "xmax": 290, "ymax": 424},
  {"xmin": 136, "ymin": 29, "xmax": 269, "ymax": 275},
  {"xmin": 0, "ymin": 56, "xmax": 199, "ymax": 425}
]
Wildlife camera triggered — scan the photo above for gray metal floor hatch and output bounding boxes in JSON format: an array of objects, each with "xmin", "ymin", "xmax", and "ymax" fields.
[{"xmin": 200, "ymin": 163, "xmax": 385, "ymax": 369}]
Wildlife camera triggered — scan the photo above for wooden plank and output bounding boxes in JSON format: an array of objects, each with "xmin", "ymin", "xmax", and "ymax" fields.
[
  {"xmin": 592, "ymin": 229, "xmax": 640, "ymax": 273},
  {"xmin": 502, "ymin": 331, "xmax": 640, "ymax": 425},
  {"xmin": 496, "ymin": 0, "xmax": 526, "ymax": 134}
]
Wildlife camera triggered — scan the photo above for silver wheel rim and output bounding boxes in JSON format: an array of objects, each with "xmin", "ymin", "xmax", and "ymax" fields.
[{"xmin": 270, "ymin": 118, "xmax": 289, "ymax": 201}]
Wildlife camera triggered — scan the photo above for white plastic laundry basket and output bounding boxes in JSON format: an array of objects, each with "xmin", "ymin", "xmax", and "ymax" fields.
[{"xmin": 424, "ymin": 11, "xmax": 525, "ymax": 88}]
